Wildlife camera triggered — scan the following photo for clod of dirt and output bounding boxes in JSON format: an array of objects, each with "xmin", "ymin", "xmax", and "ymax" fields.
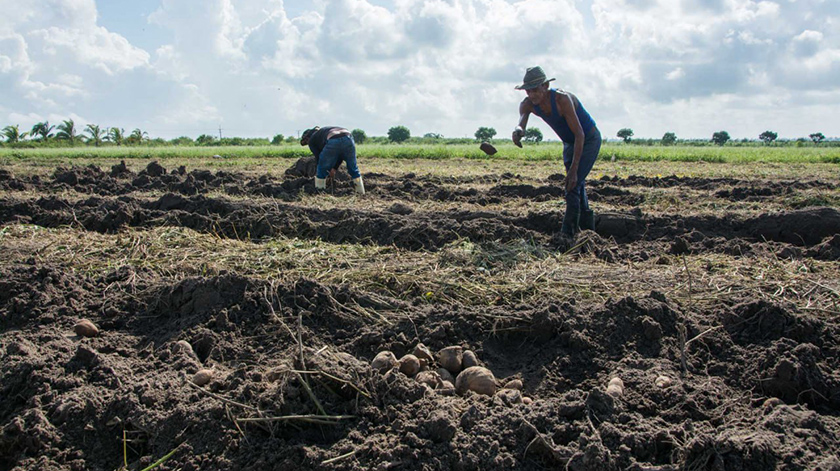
[
  {"xmin": 496, "ymin": 388, "xmax": 523, "ymax": 406},
  {"xmin": 423, "ymin": 410, "xmax": 458, "ymax": 442},
  {"xmin": 503, "ymin": 379, "xmax": 523, "ymax": 390},
  {"xmin": 73, "ymin": 319, "xmax": 99, "ymax": 338},
  {"xmin": 455, "ymin": 366, "xmax": 497, "ymax": 396},
  {"xmin": 398, "ymin": 354, "xmax": 421, "ymax": 377},
  {"xmin": 462, "ymin": 350, "xmax": 479, "ymax": 369},
  {"xmin": 387, "ymin": 203, "xmax": 414, "ymax": 215},
  {"xmin": 110, "ymin": 160, "xmax": 133, "ymax": 178},
  {"xmin": 438, "ymin": 346, "xmax": 463, "ymax": 375},
  {"xmin": 371, "ymin": 351, "xmax": 398, "ymax": 373},
  {"xmin": 192, "ymin": 369, "xmax": 214, "ymax": 386},
  {"xmin": 670, "ymin": 236, "xmax": 691, "ymax": 254},
  {"xmin": 284, "ymin": 156, "xmax": 317, "ymax": 178},
  {"xmin": 143, "ymin": 161, "xmax": 166, "ymax": 177},
  {"xmin": 606, "ymin": 377, "xmax": 625, "ymax": 397}
]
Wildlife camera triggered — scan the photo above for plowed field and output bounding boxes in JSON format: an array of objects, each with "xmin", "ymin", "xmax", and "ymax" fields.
[{"xmin": 1, "ymin": 156, "xmax": 839, "ymax": 471}]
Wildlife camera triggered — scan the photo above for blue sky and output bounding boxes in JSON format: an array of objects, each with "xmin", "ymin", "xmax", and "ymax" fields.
[{"xmin": 1, "ymin": 0, "xmax": 838, "ymax": 141}]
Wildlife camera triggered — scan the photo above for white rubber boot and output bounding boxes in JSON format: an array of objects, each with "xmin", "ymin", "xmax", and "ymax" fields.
[
  {"xmin": 352, "ymin": 176, "xmax": 365, "ymax": 195},
  {"xmin": 315, "ymin": 177, "xmax": 326, "ymax": 190}
]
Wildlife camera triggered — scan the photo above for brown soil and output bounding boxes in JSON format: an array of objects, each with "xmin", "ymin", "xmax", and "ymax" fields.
[{"xmin": 1, "ymin": 160, "xmax": 839, "ymax": 471}]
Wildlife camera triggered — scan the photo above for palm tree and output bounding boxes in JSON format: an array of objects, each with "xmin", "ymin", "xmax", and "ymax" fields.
[
  {"xmin": 106, "ymin": 127, "xmax": 125, "ymax": 146},
  {"xmin": 127, "ymin": 128, "xmax": 148, "ymax": 145},
  {"xmin": 56, "ymin": 119, "xmax": 77, "ymax": 143},
  {"xmin": 30, "ymin": 121, "xmax": 55, "ymax": 141},
  {"xmin": 2, "ymin": 125, "xmax": 28, "ymax": 143},
  {"xmin": 84, "ymin": 124, "xmax": 105, "ymax": 147}
]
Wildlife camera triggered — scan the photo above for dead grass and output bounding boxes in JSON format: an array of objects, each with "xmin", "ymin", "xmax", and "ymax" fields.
[{"xmin": 2, "ymin": 224, "xmax": 837, "ymax": 317}]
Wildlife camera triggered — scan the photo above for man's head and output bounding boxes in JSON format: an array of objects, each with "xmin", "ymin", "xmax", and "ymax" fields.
[
  {"xmin": 300, "ymin": 127, "xmax": 320, "ymax": 146},
  {"xmin": 515, "ymin": 66, "xmax": 555, "ymax": 91}
]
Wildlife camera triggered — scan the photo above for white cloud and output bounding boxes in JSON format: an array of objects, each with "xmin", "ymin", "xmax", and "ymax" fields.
[{"xmin": 1, "ymin": 0, "xmax": 838, "ymax": 140}]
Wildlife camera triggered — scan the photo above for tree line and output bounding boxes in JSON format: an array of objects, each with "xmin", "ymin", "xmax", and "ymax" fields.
[
  {"xmin": 615, "ymin": 128, "xmax": 831, "ymax": 146},
  {"xmin": 3, "ymin": 120, "xmax": 833, "ymax": 147},
  {"xmin": 1, "ymin": 122, "xmax": 538, "ymax": 147}
]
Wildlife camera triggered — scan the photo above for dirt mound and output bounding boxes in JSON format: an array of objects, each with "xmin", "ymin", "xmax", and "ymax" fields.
[
  {"xmin": 285, "ymin": 155, "xmax": 318, "ymax": 178},
  {"xmin": 2, "ymin": 263, "xmax": 839, "ymax": 470},
  {"xmin": 749, "ymin": 207, "xmax": 840, "ymax": 245}
]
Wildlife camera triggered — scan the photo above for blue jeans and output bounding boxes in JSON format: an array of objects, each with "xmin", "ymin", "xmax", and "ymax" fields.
[
  {"xmin": 316, "ymin": 135, "xmax": 361, "ymax": 179},
  {"xmin": 562, "ymin": 127, "xmax": 601, "ymax": 213}
]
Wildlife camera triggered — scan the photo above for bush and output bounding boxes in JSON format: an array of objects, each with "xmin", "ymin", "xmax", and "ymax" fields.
[{"xmin": 388, "ymin": 125, "xmax": 411, "ymax": 143}]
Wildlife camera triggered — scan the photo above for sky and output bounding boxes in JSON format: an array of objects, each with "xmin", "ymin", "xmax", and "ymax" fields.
[{"xmin": 1, "ymin": 0, "xmax": 838, "ymax": 141}]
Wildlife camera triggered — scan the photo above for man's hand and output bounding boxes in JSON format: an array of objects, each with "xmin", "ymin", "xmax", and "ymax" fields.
[
  {"xmin": 565, "ymin": 169, "xmax": 578, "ymax": 193},
  {"xmin": 512, "ymin": 127, "xmax": 524, "ymax": 148},
  {"xmin": 326, "ymin": 168, "xmax": 337, "ymax": 187}
]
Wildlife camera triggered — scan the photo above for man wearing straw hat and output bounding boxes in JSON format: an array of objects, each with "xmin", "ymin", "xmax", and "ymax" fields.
[
  {"xmin": 513, "ymin": 66, "xmax": 601, "ymax": 239},
  {"xmin": 300, "ymin": 126, "xmax": 365, "ymax": 195}
]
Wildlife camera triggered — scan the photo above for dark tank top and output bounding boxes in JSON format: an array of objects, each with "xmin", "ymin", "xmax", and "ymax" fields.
[{"xmin": 532, "ymin": 89, "xmax": 596, "ymax": 144}]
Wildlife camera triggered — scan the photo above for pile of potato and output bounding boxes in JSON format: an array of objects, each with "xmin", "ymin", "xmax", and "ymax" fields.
[{"xmin": 371, "ymin": 344, "xmax": 531, "ymax": 404}]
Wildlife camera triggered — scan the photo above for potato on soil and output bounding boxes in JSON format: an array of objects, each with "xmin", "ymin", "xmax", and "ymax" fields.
[
  {"xmin": 399, "ymin": 354, "xmax": 421, "ymax": 377},
  {"xmin": 172, "ymin": 340, "xmax": 197, "ymax": 358},
  {"xmin": 503, "ymin": 379, "xmax": 523, "ymax": 390},
  {"xmin": 371, "ymin": 351, "xmax": 399, "ymax": 373},
  {"xmin": 439, "ymin": 381, "xmax": 456, "ymax": 396},
  {"xmin": 192, "ymin": 369, "xmax": 214, "ymax": 386},
  {"xmin": 415, "ymin": 371, "xmax": 442, "ymax": 389},
  {"xmin": 455, "ymin": 366, "xmax": 497, "ymax": 396},
  {"xmin": 654, "ymin": 375, "xmax": 672, "ymax": 388},
  {"xmin": 438, "ymin": 346, "xmax": 463, "ymax": 375},
  {"xmin": 74, "ymin": 319, "xmax": 99, "ymax": 338},
  {"xmin": 412, "ymin": 343, "xmax": 434, "ymax": 363},
  {"xmin": 462, "ymin": 350, "xmax": 479, "ymax": 369},
  {"xmin": 437, "ymin": 368, "xmax": 455, "ymax": 385},
  {"xmin": 606, "ymin": 377, "xmax": 624, "ymax": 397}
]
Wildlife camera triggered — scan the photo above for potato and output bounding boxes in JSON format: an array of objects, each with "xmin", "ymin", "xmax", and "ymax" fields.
[
  {"xmin": 437, "ymin": 368, "xmax": 455, "ymax": 385},
  {"xmin": 438, "ymin": 381, "xmax": 456, "ymax": 396},
  {"xmin": 438, "ymin": 346, "xmax": 463, "ymax": 375},
  {"xmin": 74, "ymin": 319, "xmax": 99, "ymax": 338},
  {"xmin": 503, "ymin": 379, "xmax": 523, "ymax": 390},
  {"xmin": 415, "ymin": 371, "xmax": 442, "ymax": 389},
  {"xmin": 193, "ymin": 369, "xmax": 214, "ymax": 386},
  {"xmin": 455, "ymin": 366, "xmax": 497, "ymax": 396},
  {"xmin": 172, "ymin": 340, "xmax": 197, "ymax": 358},
  {"xmin": 606, "ymin": 377, "xmax": 624, "ymax": 397},
  {"xmin": 522, "ymin": 397, "xmax": 533, "ymax": 405},
  {"xmin": 462, "ymin": 350, "xmax": 479, "ymax": 369},
  {"xmin": 654, "ymin": 375, "xmax": 672, "ymax": 388},
  {"xmin": 371, "ymin": 351, "xmax": 398, "ymax": 373},
  {"xmin": 412, "ymin": 343, "xmax": 434, "ymax": 363},
  {"xmin": 398, "ymin": 354, "xmax": 421, "ymax": 377}
]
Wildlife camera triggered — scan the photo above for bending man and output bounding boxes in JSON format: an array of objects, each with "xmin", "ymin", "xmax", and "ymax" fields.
[
  {"xmin": 300, "ymin": 126, "xmax": 364, "ymax": 195},
  {"xmin": 513, "ymin": 66, "xmax": 601, "ymax": 238}
]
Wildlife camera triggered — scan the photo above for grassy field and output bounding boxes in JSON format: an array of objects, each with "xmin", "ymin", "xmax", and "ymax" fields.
[{"xmin": 2, "ymin": 142, "xmax": 840, "ymax": 164}]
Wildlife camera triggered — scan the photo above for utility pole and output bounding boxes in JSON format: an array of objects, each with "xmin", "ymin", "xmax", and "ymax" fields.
[{"xmin": 218, "ymin": 125, "xmax": 223, "ymax": 140}]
